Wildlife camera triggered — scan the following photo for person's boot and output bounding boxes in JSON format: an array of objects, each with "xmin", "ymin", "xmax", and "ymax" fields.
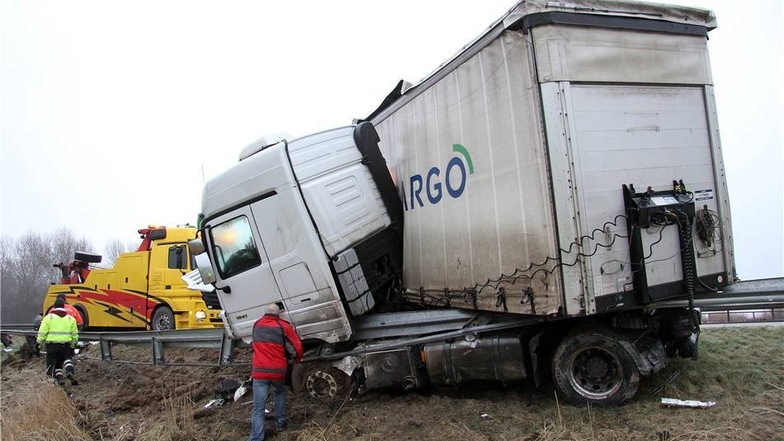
[{"xmin": 64, "ymin": 360, "xmax": 78, "ymax": 385}]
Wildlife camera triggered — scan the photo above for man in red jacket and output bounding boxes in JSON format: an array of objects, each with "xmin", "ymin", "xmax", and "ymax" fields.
[{"xmin": 250, "ymin": 303, "xmax": 303, "ymax": 441}]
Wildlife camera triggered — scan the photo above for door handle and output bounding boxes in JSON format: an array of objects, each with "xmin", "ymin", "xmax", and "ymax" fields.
[{"xmin": 216, "ymin": 285, "xmax": 232, "ymax": 294}]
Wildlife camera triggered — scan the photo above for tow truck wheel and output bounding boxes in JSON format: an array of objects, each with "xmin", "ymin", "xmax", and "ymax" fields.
[
  {"xmin": 296, "ymin": 364, "xmax": 352, "ymax": 398},
  {"xmin": 151, "ymin": 307, "xmax": 175, "ymax": 331},
  {"xmin": 552, "ymin": 326, "xmax": 639, "ymax": 407},
  {"xmin": 74, "ymin": 306, "xmax": 88, "ymax": 330}
]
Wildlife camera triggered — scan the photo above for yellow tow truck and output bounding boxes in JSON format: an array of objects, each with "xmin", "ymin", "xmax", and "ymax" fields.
[{"xmin": 42, "ymin": 225, "xmax": 223, "ymax": 331}]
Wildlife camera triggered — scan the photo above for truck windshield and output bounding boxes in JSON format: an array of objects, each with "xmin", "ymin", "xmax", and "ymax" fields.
[{"xmin": 209, "ymin": 216, "xmax": 262, "ymax": 278}]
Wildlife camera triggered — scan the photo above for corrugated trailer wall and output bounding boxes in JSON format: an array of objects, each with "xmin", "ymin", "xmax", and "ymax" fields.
[{"xmin": 374, "ymin": 30, "xmax": 564, "ymax": 316}]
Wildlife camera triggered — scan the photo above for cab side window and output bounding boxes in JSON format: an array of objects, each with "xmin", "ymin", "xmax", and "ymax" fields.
[
  {"xmin": 210, "ymin": 216, "xmax": 262, "ymax": 278},
  {"xmin": 168, "ymin": 245, "xmax": 188, "ymax": 270}
]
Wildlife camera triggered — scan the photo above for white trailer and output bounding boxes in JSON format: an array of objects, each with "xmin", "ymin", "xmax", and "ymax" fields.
[
  {"xmin": 191, "ymin": 0, "xmax": 734, "ymax": 406},
  {"xmin": 368, "ymin": 0, "xmax": 733, "ymax": 317}
]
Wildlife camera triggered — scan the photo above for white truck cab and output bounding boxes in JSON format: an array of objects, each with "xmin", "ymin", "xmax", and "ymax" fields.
[{"xmin": 193, "ymin": 124, "xmax": 403, "ymax": 344}]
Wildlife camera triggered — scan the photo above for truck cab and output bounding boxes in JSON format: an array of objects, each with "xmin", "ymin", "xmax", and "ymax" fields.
[{"xmin": 194, "ymin": 124, "xmax": 402, "ymax": 344}]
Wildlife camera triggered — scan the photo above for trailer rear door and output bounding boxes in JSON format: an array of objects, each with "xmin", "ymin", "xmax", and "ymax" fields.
[{"xmin": 542, "ymin": 83, "xmax": 731, "ymax": 313}]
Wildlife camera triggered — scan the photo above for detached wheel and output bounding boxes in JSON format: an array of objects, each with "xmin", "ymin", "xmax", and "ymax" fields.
[
  {"xmin": 151, "ymin": 306, "xmax": 175, "ymax": 331},
  {"xmin": 552, "ymin": 327, "xmax": 639, "ymax": 406},
  {"xmin": 295, "ymin": 364, "xmax": 352, "ymax": 398}
]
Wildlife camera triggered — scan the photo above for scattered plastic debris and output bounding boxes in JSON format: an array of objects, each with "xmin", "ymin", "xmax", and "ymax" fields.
[
  {"xmin": 480, "ymin": 413, "xmax": 498, "ymax": 421},
  {"xmin": 661, "ymin": 398, "xmax": 716, "ymax": 408},
  {"xmin": 233, "ymin": 378, "xmax": 252, "ymax": 401},
  {"xmin": 204, "ymin": 398, "xmax": 225, "ymax": 408}
]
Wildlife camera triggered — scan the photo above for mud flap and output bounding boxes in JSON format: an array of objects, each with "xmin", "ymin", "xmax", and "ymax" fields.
[{"xmin": 620, "ymin": 335, "xmax": 666, "ymax": 377}]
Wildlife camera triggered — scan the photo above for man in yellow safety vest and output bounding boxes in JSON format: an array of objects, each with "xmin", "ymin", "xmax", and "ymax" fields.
[{"xmin": 37, "ymin": 297, "xmax": 79, "ymax": 386}]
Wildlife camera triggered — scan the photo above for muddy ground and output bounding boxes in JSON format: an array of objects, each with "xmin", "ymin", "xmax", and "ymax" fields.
[{"xmin": 2, "ymin": 341, "xmax": 567, "ymax": 440}]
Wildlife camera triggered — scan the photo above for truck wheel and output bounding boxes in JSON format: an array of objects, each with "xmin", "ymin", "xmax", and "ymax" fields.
[
  {"xmin": 552, "ymin": 327, "xmax": 639, "ymax": 406},
  {"xmin": 74, "ymin": 306, "xmax": 88, "ymax": 331},
  {"xmin": 74, "ymin": 251, "xmax": 102, "ymax": 263},
  {"xmin": 298, "ymin": 364, "xmax": 352, "ymax": 398},
  {"xmin": 151, "ymin": 307, "xmax": 175, "ymax": 331}
]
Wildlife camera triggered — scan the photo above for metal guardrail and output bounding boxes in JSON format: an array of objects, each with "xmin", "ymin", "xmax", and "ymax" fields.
[
  {"xmin": 0, "ymin": 326, "xmax": 238, "ymax": 366},
  {"xmin": 702, "ymin": 308, "xmax": 784, "ymax": 324},
  {"xmin": 648, "ymin": 277, "xmax": 784, "ymax": 311}
]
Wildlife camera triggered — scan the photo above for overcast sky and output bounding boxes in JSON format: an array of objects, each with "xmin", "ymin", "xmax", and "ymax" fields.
[{"xmin": 2, "ymin": 0, "xmax": 782, "ymax": 281}]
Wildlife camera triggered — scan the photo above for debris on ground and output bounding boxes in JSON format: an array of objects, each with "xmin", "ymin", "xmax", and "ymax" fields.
[{"xmin": 661, "ymin": 398, "xmax": 716, "ymax": 408}]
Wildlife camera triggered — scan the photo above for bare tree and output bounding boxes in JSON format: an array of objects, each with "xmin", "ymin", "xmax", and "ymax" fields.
[
  {"xmin": 6, "ymin": 232, "xmax": 52, "ymax": 321},
  {"xmin": 0, "ymin": 228, "xmax": 97, "ymax": 323},
  {"xmin": 104, "ymin": 238, "xmax": 130, "ymax": 267},
  {"xmin": 0, "ymin": 236, "xmax": 20, "ymax": 307},
  {"xmin": 50, "ymin": 227, "xmax": 95, "ymax": 268}
]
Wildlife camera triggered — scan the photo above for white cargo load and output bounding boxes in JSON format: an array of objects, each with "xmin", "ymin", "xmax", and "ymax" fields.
[{"xmin": 370, "ymin": 0, "xmax": 733, "ymax": 317}]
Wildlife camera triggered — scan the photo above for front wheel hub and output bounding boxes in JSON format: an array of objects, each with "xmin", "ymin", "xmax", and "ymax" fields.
[{"xmin": 305, "ymin": 370, "xmax": 339, "ymax": 398}]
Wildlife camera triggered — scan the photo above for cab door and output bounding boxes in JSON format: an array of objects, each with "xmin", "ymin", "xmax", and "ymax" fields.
[
  {"xmin": 206, "ymin": 205, "xmax": 282, "ymax": 340},
  {"xmin": 248, "ymin": 185, "xmax": 352, "ymax": 343}
]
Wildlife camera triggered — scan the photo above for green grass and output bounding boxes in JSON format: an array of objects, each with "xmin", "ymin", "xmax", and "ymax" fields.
[{"xmin": 322, "ymin": 326, "xmax": 784, "ymax": 441}]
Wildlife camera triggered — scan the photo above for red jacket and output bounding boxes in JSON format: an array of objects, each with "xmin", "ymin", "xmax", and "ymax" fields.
[
  {"xmin": 46, "ymin": 302, "xmax": 83, "ymax": 325},
  {"xmin": 251, "ymin": 314, "xmax": 303, "ymax": 381},
  {"xmin": 64, "ymin": 303, "xmax": 83, "ymax": 326}
]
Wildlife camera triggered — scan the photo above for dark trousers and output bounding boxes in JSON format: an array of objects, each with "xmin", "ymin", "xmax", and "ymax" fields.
[{"xmin": 44, "ymin": 343, "xmax": 71, "ymax": 383}]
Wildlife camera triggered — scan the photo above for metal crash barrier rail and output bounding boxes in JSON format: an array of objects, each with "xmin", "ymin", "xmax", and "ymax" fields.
[{"xmin": 0, "ymin": 326, "xmax": 238, "ymax": 366}]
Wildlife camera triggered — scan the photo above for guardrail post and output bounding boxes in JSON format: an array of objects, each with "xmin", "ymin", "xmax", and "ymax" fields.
[
  {"xmin": 152, "ymin": 338, "xmax": 165, "ymax": 364},
  {"xmin": 100, "ymin": 339, "xmax": 112, "ymax": 361},
  {"xmin": 219, "ymin": 333, "xmax": 235, "ymax": 365}
]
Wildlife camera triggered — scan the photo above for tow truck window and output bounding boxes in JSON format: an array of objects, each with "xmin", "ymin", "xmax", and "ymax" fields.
[
  {"xmin": 210, "ymin": 216, "xmax": 262, "ymax": 278},
  {"xmin": 168, "ymin": 245, "xmax": 188, "ymax": 269}
]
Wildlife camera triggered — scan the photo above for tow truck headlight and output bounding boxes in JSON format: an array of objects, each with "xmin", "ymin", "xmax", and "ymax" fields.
[{"xmin": 195, "ymin": 310, "xmax": 207, "ymax": 321}]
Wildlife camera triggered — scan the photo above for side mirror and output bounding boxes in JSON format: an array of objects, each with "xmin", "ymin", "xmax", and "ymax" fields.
[
  {"xmin": 194, "ymin": 253, "xmax": 216, "ymax": 285},
  {"xmin": 188, "ymin": 239, "xmax": 206, "ymax": 255}
]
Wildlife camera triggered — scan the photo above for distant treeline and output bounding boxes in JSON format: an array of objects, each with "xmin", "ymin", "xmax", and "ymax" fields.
[{"xmin": 0, "ymin": 228, "xmax": 129, "ymax": 324}]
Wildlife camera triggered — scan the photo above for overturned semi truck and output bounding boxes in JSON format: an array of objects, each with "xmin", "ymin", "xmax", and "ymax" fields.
[{"xmin": 189, "ymin": 0, "xmax": 732, "ymax": 405}]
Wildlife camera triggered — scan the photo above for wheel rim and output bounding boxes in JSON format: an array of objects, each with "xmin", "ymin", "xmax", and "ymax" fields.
[
  {"xmin": 305, "ymin": 370, "xmax": 339, "ymax": 398},
  {"xmin": 154, "ymin": 312, "xmax": 172, "ymax": 330},
  {"xmin": 568, "ymin": 346, "xmax": 623, "ymax": 400}
]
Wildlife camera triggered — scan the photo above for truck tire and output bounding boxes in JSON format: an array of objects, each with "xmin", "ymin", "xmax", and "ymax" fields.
[
  {"xmin": 151, "ymin": 307, "xmax": 175, "ymax": 331},
  {"xmin": 74, "ymin": 251, "xmax": 102, "ymax": 263},
  {"xmin": 74, "ymin": 305, "xmax": 88, "ymax": 331},
  {"xmin": 552, "ymin": 326, "xmax": 639, "ymax": 407},
  {"xmin": 296, "ymin": 363, "xmax": 352, "ymax": 398}
]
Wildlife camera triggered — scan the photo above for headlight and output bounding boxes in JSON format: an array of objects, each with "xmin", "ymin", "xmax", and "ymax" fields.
[{"xmin": 195, "ymin": 310, "xmax": 207, "ymax": 321}]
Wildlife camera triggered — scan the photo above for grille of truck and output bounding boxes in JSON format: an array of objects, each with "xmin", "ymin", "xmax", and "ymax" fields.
[{"xmin": 201, "ymin": 291, "xmax": 221, "ymax": 310}]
